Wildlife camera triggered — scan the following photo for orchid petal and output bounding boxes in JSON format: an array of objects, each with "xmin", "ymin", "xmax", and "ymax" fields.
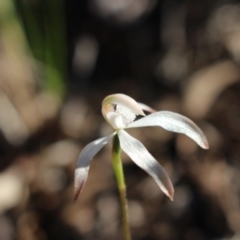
[
  {"xmin": 126, "ymin": 111, "xmax": 209, "ymax": 149},
  {"xmin": 74, "ymin": 133, "xmax": 115, "ymax": 201},
  {"xmin": 102, "ymin": 94, "xmax": 145, "ymax": 116},
  {"xmin": 118, "ymin": 130, "xmax": 174, "ymax": 200},
  {"xmin": 102, "ymin": 94, "xmax": 145, "ymax": 129}
]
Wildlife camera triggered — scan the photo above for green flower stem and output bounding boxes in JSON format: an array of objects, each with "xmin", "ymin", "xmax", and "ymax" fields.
[{"xmin": 112, "ymin": 134, "xmax": 132, "ymax": 240}]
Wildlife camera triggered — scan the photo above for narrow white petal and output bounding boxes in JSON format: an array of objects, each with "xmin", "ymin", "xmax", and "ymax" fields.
[
  {"xmin": 118, "ymin": 130, "xmax": 174, "ymax": 200},
  {"xmin": 127, "ymin": 111, "xmax": 209, "ymax": 149},
  {"xmin": 74, "ymin": 133, "xmax": 115, "ymax": 201}
]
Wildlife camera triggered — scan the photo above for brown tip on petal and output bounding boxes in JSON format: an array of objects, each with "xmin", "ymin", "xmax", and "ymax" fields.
[
  {"xmin": 73, "ymin": 192, "xmax": 79, "ymax": 202},
  {"xmin": 74, "ymin": 183, "xmax": 84, "ymax": 202},
  {"xmin": 202, "ymin": 140, "xmax": 209, "ymax": 149},
  {"xmin": 167, "ymin": 190, "xmax": 174, "ymax": 201},
  {"xmin": 164, "ymin": 183, "xmax": 174, "ymax": 201}
]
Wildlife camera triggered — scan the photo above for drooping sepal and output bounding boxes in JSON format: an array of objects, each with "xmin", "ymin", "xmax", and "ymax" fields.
[
  {"xmin": 118, "ymin": 130, "xmax": 174, "ymax": 200},
  {"xmin": 74, "ymin": 133, "xmax": 115, "ymax": 201}
]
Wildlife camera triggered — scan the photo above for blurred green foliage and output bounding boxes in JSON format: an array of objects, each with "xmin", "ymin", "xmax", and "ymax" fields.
[{"xmin": 1, "ymin": 0, "xmax": 67, "ymax": 97}]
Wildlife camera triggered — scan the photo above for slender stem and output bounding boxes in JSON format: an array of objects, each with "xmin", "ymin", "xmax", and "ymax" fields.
[{"xmin": 112, "ymin": 134, "xmax": 132, "ymax": 240}]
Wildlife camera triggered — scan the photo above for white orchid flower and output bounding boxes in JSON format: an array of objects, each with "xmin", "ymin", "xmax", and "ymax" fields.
[{"xmin": 74, "ymin": 94, "xmax": 209, "ymax": 201}]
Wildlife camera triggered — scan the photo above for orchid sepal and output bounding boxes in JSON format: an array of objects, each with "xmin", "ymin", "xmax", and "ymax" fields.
[
  {"xmin": 127, "ymin": 111, "xmax": 209, "ymax": 149},
  {"xmin": 74, "ymin": 132, "xmax": 116, "ymax": 201},
  {"xmin": 118, "ymin": 129, "xmax": 174, "ymax": 200}
]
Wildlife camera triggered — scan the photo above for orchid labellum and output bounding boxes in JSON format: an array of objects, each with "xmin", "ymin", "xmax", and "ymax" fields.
[{"xmin": 74, "ymin": 94, "xmax": 209, "ymax": 201}]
